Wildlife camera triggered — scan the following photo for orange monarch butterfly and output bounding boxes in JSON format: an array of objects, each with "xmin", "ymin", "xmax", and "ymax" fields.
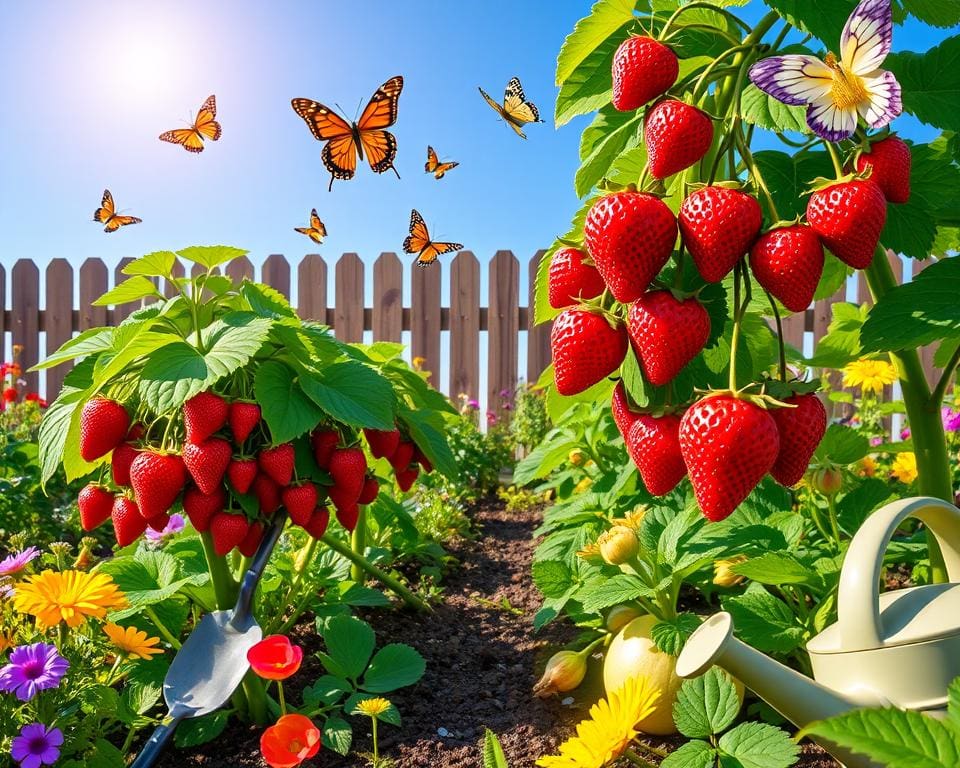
[
  {"xmin": 291, "ymin": 76, "xmax": 403, "ymax": 191},
  {"xmin": 93, "ymin": 189, "xmax": 141, "ymax": 233},
  {"xmin": 425, "ymin": 146, "xmax": 459, "ymax": 179},
  {"xmin": 294, "ymin": 209, "xmax": 327, "ymax": 243},
  {"xmin": 403, "ymin": 209, "xmax": 462, "ymax": 268},
  {"xmin": 478, "ymin": 77, "xmax": 542, "ymax": 139},
  {"xmin": 159, "ymin": 95, "xmax": 222, "ymax": 153}
]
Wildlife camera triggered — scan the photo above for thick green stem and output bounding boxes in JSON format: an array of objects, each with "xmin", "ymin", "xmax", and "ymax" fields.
[
  {"xmin": 144, "ymin": 606, "xmax": 182, "ymax": 650},
  {"xmin": 200, "ymin": 531, "xmax": 238, "ymax": 609},
  {"xmin": 242, "ymin": 672, "xmax": 268, "ymax": 724},
  {"xmin": 351, "ymin": 507, "xmax": 367, "ymax": 583}
]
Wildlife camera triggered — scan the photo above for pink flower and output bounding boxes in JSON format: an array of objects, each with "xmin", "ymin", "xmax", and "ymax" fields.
[{"xmin": 0, "ymin": 548, "xmax": 39, "ymax": 577}]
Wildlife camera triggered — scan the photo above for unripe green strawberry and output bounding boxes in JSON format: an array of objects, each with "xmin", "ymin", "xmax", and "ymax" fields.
[
  {"xmin": 183, "ymin": 486, "xmax": 226, "ymax": 533},
  {"xmin": 129, "ymin": 451, "xmax": 186, "ymax": 521},
  {"xmin": 282, "ymin": 482, "xmax": 318, "ymax": 527},
  {"xmin": 183, "ymin": 438, "xmax": 232, "ymax": 495},
  {"xmin": 806, "ymin": 180, "xmax": 887, "ymax": 269},
  {"xmin": 258, "ymin": 444, "xmax": 295, "ymax": 487},
  {"xmin": 78, "ymin": 484, "xmax": 114, "ymax": 531},
  {"xmin": 612, "ymin": 36, "xmax": 679, "ymax": 111},
  {"xmin": 79, "ymin": 397, "xmax": 130, "ymax": 462},
  {"xmin": 184, "ymin": 391, "xmax": 228, "ymax": 444},
  {"xmin": 769, "ymin": 394, "xmax": 827, "ymax": 487},
  {"xmin": 679, "ymin": 187, "xmax": 762, "ymax": 282},
  {"xmin": 210, "ymin": 513, "xmax": 250, "ymax": 556},
  {"xmin": 228, "ymin": 401, "xmax": 261, "ymax": 444},
  {"xmin": 627, "ymin": 291, "xmax": 710, "ymax": 386},
  {"xmin": 749, "ymin": 225, "xmax": 824, "ymax": 312},
  {"xmin": 551, "ymin": 308, "xmax": 628, "ymax": 396},
  {"xmin": 854, "ymin": 135, "xmax": 911, "ymax": 203},
  {"xmin": 112, "ymin": 496, "xmax": 147, "ymax": 547},
  {"xmin": 626, "ymin": 414, "xmax": 687, "ymax": 496},
  {"xmin": 645, "ymin": 100, "xmax": 714, "ymax": 179},
  {"xmin": 547, "ymin": 247, "xmax": 605, "ymax": 309}
]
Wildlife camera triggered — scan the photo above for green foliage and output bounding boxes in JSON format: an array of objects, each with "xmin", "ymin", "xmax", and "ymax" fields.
[
  {"xmin": 888, "ymin": 36, "xmax": 960, "ymax": 133},
  {"xmin": 482, "ymin": 729, "xmax": 511, "ymax": 768},
  {"xmin": 555, "ymin": 0, "xmax": 639, "ymax": 87}
]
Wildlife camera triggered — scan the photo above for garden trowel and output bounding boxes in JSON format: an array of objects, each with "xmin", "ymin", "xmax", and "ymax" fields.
[{"xmin": 129, "ymin": 512, "xmax": 288, "ymax": 768}]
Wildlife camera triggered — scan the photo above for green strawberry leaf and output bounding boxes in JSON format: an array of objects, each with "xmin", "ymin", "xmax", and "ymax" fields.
[
  {"xmin": 673, "ymin": 667, "xmax": 742, "ymax": 739},
  {"xmin": 888, "ymin": 36, "xmax": 960, "ymax": 133},
  {"xmin": 555, "ymin": 0, "xmax": 639, "ymax": 86},
  {"xmin": 718, "ymin": 721, "xmax": 800, "ymax": 768},
  {"xmin": 254, "ymin": 361, "xmax": 325, "ymax": 443},
  {"xmin": 661, "ymin": 739, "xmax": 717, "ymax": 768},
  {"xmin": 722, "ymin": 583, "xmax": 805, "ymax": 655},
  {"xmin": 651, "ymin": 613, "xmax": 701, "ymax": 656}
]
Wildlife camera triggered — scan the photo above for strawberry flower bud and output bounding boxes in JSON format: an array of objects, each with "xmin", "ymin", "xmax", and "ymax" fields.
[
  {"xmin": 597, "ymin": 525, "xmax": 639, "ymax": 566},
  {"xmin": 533, "ymin": 650, "xmax": 587, "ymax": 698},
  {"xmin": 713, "ymin": 555, "xmax": 748, "ymax": 588}
]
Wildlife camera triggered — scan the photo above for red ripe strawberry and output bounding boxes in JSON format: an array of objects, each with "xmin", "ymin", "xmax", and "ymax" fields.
[
  {"xmin": 184, "ymin": 391, "xmax": 228, "ymax": 444},
  {"xmin": 79, "ymin": 397, "xmax": 130, "ymax": 462},
  {"xmin": 252, "ymin": 474, "xmax": 281, "ymax": 515},
  {"xmin": 130, "ymin": 451, "xmax": 186, "ymax": 521},
  {"xmin": 311, "ymin": 429, "xmax": 340, "ymax": 468},
  {"xmin": 389, "ymin": 441, "xmax": 415, "ymax": 472},
  {"xmin": 749, "ymin": 225, "xmax": 824, "ymax": 313},
  {"xmin": 78, "ymin": 484, "xmax": 114, "ymax": 531},
  {"xmin": 258, "ymin": 444, "xmax": 295, "ymax": 487},
  {"xmin": 626, "ymin": 414, "xmax": 687, "ymax": 496},
  {"xmin": 645, "ymin": 100, "xmax": 714, "ymax": 179},
  {"xmin": 210, "ymin": 513, "xmax": 250, "ymax": 556},
  {"xmin": 412, "ymin": 445, "xmax": 433, "ymax": 473},
  {"xmin": 111, "ymin": 443, "xmax": 140, "ymax": 487},
  {"xmin": 583, "ymin": 192, "xmax": 677, "ymax": 303},
  {"xmin": 627, "ymin": 291, "xmax": 710, "ymax": 386},
  {"xmin": 679, "ymin": 396, "xmax": 780, "ymax": 522},
  {"xmin": 358, "ymin": 476, "xmax": 380, "ymax": 505},
  {"xmin": 227, "ymin": 458, "xmax": 258, "ymax": 494},
  {"xmin": 228, "ymin": 401, "xmax": 261, "ymax": 444},
  {"xmin": 112, "ymin": 496, "xmax": 147, "ymax": 547},
  {"xmin": 547, "ymin": 247, "xmax": 606, "ymax": 309},
  {"xmin": 806, "ymin": 180, "xmax": 887, "ymax": 269},
  {"xmin": 679, "ymin": 187, "xmax": 762, "ymax": 282},
  {"xmin": 335, "ymin": 504, "xmax": 359, "ymax": 532},
  {"xmin": 612, "ymin": 36, "xmax": 679, "ymax": 111},
  {"xmin": 183, "ymin": 438, "xmax": 232, "ymax": 495},
  {"xmin": 182, "ymin": 486, "xmax": 226, "ymax": 533},
  {"xmin": 551, "ymin": 309, "xmax": 628, "ymax": 396},
  {"xmin": 364, "ymin": 428, "xmax": 401, "ymax": 460},
  {"xmin": 282, "ymin": 482, "xmax": 318, "ymax": 527},
  {"xmin": 328, "ymin": 485, "xmax": 357, "ymax": 512},
  {"xmin": 127, "ymin": 423, "xmax": 145, "ymax": 441},
  {"xmin": 147, "ymin": 512, "xmax": 171, "ymax": 532},
  {"xmin": 238, "ymin": 521, "xmax": 264, "ymax": 557},
  {"xmin": 329, "ymin": 447, "xmax": 368, "ymax": 498},
  {"xmin": 854, "ymin": 135, "xmax": 911, "ymax": 204},
  {"xmin": 396, "ymin": 465, "xmax": 419, "ymax": 492},
  {"xmin": 769, "ymin": 394, "xmax": 827, "ymax": 487},
  {"xmin": 611, "ymin": 382, "xmax": 640, "ymax": 438},
  {"xmin": 305, "ymin": 507, "xmax": 330, "ymax": 538}
]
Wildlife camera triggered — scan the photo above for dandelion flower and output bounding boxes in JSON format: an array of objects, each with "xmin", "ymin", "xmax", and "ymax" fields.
[
  {"xmin": 354, "ymin": 697, "xmax": 392, "ymax": 717},
  {"xmin": 103, "ymin": 623, "xmax": 164, "ymax": 660},
  {"xmin": 842, "ymin": 359, "xmax": 897, "ymax": 396},
  {"xmin": 13, "ymin": 570, "xmax": 126, "ymax": 628}
]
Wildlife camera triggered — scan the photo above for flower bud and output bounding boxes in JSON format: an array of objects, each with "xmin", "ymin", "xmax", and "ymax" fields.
[
  {"xmin": 713, "ymin": 555, "xmax": 748, "ymax": 587},
  {"xmin": 533, "ymin": 650, "xmax": 587, "ymax": 698},
  {"xmin": 606, "ymin": 605, "xmax": 642, "ymax": 634},
  {"xmin": 574, "ymin": 477, "xmax": 593, "ymax": 494},
  {"xmin": 569, "ymin": 450, "xmax": 584, "ymax": 466},
  {"xmin": 598, "ymin": 525, "xmax": 639, "ymax": 565},
  {"xmin": 811, "ymin": 466, "xmax": 843, "ymax": 496}
]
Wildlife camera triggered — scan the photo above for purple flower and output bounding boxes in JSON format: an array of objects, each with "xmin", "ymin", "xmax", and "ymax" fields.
[
  {"xmin": 943, "ymin": 407, "xmax": 960, "ymax": 433},
  {"xmin": 0, "ymin": 547, "xmax": 39, "ymax": 577},
  {"xmin": 869, "ymin": 436, "xmax": 883, "ymax": 447},
  {"xmin": 0, "ymin": 643, "xmax": 69, "ymax": 702},
  {"xmin": 466, "ymin": 399, "xmax": 480, "ymax": 410},
  {"xmin": 11, "ymin": 723, "xmax": 63, "ymax": 768},
  {"xmin": 900, "ymin": 427, "xmax": 911, "ymax": 440},
  {"xmin": 145, "ymin": 513, "xmax": 185, "ymax": 543}
]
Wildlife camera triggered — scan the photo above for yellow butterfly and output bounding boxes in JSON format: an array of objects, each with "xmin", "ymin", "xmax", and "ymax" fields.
[
  {"xmin": 403, "ymin": 209, "xmax": 462, "ymax": 268},
  {"xmin": 159, "ymin": 95, "xmax": 222, "ymax": 153},
  {"xmin": 425, "ymin": 146, "xmax": 459, "ymax": 179},
  {"xmin": 294, "ymin": 209, "xmax": 328, "ymax": 243},
  {"xmin": 93, "ymin": 189, "xmax": 141, "ymax": 233},
  {"xmin": 478, "ymin": 77, "xmax": 541, "ymax": 139}
]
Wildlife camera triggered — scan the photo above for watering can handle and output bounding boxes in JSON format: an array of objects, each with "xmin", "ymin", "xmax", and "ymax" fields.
[{"xmin": 838, "ymin": 496, "xmax": 960, "ymax": 650}]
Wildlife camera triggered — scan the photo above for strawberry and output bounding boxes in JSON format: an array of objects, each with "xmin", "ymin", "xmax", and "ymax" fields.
[
  {"xmin": 396, "ymin": 465, "xmax": 419, "ymax": 492},
  {"xmin": 79, "ymin": 397, "xmax": 130, "ymax": 462},
  {"xmin": 583, "ymin": 191, "xmax": 677, "ymax": 303},
  {"xmin": 305, "ymin": 507, "xmax": 330, "ymax": 538},
  {"xmin": 228, "ymin": 401, "xmax": 261, "ymax": 444},
  {"xmin": 358, "ymin": 476, "xmax": 380, "ymax": 505},
  {"xmin": 129, "ymin": 451, "xmax": 186, "ymax": 521},
  {"xmin": 806, "ymin": 180, "xmax": 887, "ymax": 269},
  {"xmin": 329, "ymin": 447, "xmax": 368, "ymax": 498},
  {"xmin": 626, "ymin": 414, "xmax": 687, "ymax": 495},
  {"xmin": 679, "ymin": 187, "xmax": 762, "ymax": 282},
  {"xmin": 679, "ymin": 395, "xmax": 780, "ymax": 521},
  {"xmin": 612, "ymin": 36, "xmax": 679, "ymax": 111},
  {"xmin": 311, "ymin": 429, "xmax": 340, "ymax": 468},
  {"xmin": 412, "ymin": 446, "xmax": 433, "ymax": 473},
  {"xmin": 184, "ymin": 391, "xmax": 228, "ymax": 444},
  {"xmin": 645, "ymin": 100, "xmax": 714, "ymax": 179},
  {"xmin": 111, "ymin": 443, "xmax": 140, "ymax": 487},
  {"xmin": 238, "ymin": 521, "xmax": 264, "ymax": 557},
  {"xmin": 854, "ymin": 135, "xmax": 911, "ymax": 204},
  {"xmin": 388, "ymin": 441, "xmax": 415, "ymax": 472},
  {"xmin": 182, "ymin": 486, "xmax": 226, "ymax": 533},
  {"xmin": 210, "ymin": 513, "xmax": 250, "ymax": 556},
  {"xmin": 551, "ymin": 309, "xmax": 628, "ymax": 396},
  {"xmin": 364, "ymin": 428, "xmax": 401, "ymax": 460},
  {"xmin": 147, "ymin": 512, "xmax": 171, "ymax": 532},
  {"xmin": 611, "ymin": 382, "xmax": 640, "ymax": 438},
  {"xmin": 547, "ymin": 247, "xmax": 606, "ymax": 309},
  {"xmin": 258, "ymin": 444, "xmax": 295, "ymax": 487},
  {"xmin": 112, "ymin": 496, "xmax": 147, "ymax": 547},
  {"xmin": 749, "ymin": 225, "xmax": 824, "ymax": 312},
  {"xmin": 282, "ymin": 482, "xmax": 318, "ymax": 527},
  {"xmin": 627, "ymin": 291, "xmax": 710, "ymax": 386},
  {"xmin": 78, "ymin": 484, "xmax": 114, "ymax": 531},
  {"xmin": 336, "ymin": 504, "xmax": 360, "ymax": 532},
  {"xmin": 227, "ymin": 458, "xmax": 258, "ymax": 494},
  {"xmin": 127, "ymin": 423, "xmax": 145, "ymax": 441},
  {"xmin": 252, "ymin": 474, "xmax": 281, "ymax": 515},
  {"xmin": 183, "ymin": 438, "xmax": 232, "ymax": 495},
  {"xmin": 328, "ymin": 485, "xmax": 358, "ymax": 512},
  {"xmin": 769, "ymin": 394, "xmax": 827, "ymax": 487}
]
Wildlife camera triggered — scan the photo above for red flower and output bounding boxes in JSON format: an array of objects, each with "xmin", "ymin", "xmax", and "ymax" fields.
[
  {"xmin": 260, "ymin": 714, "xmax": 321, "ymax": 768},
  {"xmin": 25, "ymin": 393, "xmax": 47, "ymax": 408},
  {"xmin": 2, "ymin": 388, "xmax": 17, "ymax": 403},
  {"xmin": 247, "ymin": 635, "xmax": 303, "ymax": 681}
]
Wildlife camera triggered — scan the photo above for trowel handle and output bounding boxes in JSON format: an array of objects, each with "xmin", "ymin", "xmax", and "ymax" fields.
[
  {"xmin": 230, "ymin": 511, "xmax": 288, "ymax": 628},
  {"xmin": 129, "ymin": 715, "xmax": 183, "ymax": 768}
]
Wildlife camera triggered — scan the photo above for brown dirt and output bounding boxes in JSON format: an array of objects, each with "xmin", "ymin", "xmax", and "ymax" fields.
[{"xmin": 154, "ymin": 498, "xmax": 839, "ymax": 767}]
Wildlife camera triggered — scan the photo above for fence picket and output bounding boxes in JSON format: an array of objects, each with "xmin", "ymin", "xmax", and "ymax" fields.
[
  {"xmin": 44, "ymin": 260, "xmax": 74, "ymax": 397},
  {"xmin": 298, "ymin": 254, "xmax": 327, "ymax": 322},
  {"xmin": 335, "ymin": 253, "xmax": 363, "ymax": 342},
  {"xmin": 11, "ymin": 260, "xmax": 40, "ymax": 393},
  {"xmin": 79, "ymin": 259, "xmax": 108, "ymax": 330},
  {"xmin": 488, "ymin": 250, "xmax": 519, "ymax": 415},
  {"xmin": 412, "ymin": 262, "xmax": 441, "ymax": 387},
  {"xmin": 372, "ymin": 252, "xmax": 402, "ymax": 342},
  {"xmin": 262, "ymin": 254, "xmax": 290, "ymax": 299},
  {"xmin": 450, "ymin": 251, "xmax": 480, "ymax": 402},
  {"xmin": 226, "ymin": 256, "xmax": 255, "ymax": 286}
]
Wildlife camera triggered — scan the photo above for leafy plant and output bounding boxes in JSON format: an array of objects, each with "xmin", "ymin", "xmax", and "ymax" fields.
[{"xmin": 482, "ymin": 728, "xmax": 511, "ymax": 768}]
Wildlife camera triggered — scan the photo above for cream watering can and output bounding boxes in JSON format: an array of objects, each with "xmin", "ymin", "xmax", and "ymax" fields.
[{"xmin": 676, "ymin": 496, "xmax": 960, "ymax": 768}]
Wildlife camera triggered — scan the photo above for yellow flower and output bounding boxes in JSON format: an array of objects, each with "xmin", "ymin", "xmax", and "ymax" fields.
[
  {"xmin": 574, "ymin": 477, "xmax": 593, "ymax": 494},
  {"xmin": 620, "ymin": 507, "xmax": 648, "ymax": 532},
  {"xmin": 713, "ymin": 556, "xmax": 748, "ymax": 588},
  {"xmin": 13, "ymin": 570, "xmax": 126, "ymax": 628},
  {"xmin": 104, "ymin": 623, "xmax": 164, "ymax": 660},
  {"xmin": 354, "ymin": 697, "xmax": 392, "ymax": 717},
  {"xmin": 412, "ymin": 356, "xmax": 426, "ymax": 370},
  {"xmin": 891, "ymin": 452, "xmax": 918, "ymax": 484},
  {"xmin": 536, "ymin": 676, "xmax": 660, "ymax": 768},
  {"xmin": 842, "ymin": 359, "xmax": 897, "ymax": 396},
  {"xmin": 575, "ymin": 542, "xmax": 603, "ymax": 563}
]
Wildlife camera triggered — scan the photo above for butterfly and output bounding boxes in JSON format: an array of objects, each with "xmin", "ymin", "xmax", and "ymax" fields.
[
  {"xmin": 159, "ymin": 94, "xmax": 222, "ymax": 153},
  {"xmin": 291, "ymin": 76, "xmax": 403, "ymax": 191},
  {"xmin": 294, "ymin": 208, "xmax": 327, "ymax": 243},
  {"xmin": 425, "ymin": 146, "xmax": 459, "ymax": 179},
  {"xmin": 478, "ymin": 77, "xmax": 541, "ymax": 139},
  {"xmin": 93, "ymin": 189, "xmax": 141, "ymax": 233},
  {"xmin": 403, "ymin": 209, "xmax": 462, "ymax": 268}
]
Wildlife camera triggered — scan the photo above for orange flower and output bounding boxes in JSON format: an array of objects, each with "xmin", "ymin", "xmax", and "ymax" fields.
[
  {"xmin": 247, "ymin": 635, "xmax": 303, "ymax": 681},
  {"xmin": 260, "ymin": 714, "xmax": 321, "ymax": 768}
]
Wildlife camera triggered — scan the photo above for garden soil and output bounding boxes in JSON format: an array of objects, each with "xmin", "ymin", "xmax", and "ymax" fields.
[{"xmin": 154, "ymin": 498, "xmax": 838, "ymax": 767}]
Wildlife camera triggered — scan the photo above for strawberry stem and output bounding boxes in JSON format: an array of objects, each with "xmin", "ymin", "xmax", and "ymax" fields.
[
  {"xmin": 823, "ymin": 140, "xmax": 844, "ymax": 178},
  {"xmin": 764, "ymin": 290, "xmax": 788, "ymax": 382}
]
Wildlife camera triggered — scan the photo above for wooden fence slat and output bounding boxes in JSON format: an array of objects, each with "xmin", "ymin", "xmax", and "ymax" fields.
[
  {"xmin": 335, "ymin": 253, "xmax": 364, "ymax": 342},
  {"xmin": 411, "ymin": 262, "xmax": 442, "ymax": 386},
  {"xmin": 79, "ymin": 259, "xmax": 108, "ymax": 330},
  {"xmin": 0, "ymin": 265, "xmax": 5, "ymax": 354},
  {"xmin": 113, "ymin": 258, "xmax": 136, "ymax": 323},
  {"xmin": 450, "ymin": 251, "xmax": 480, "ymax": 402},
  {"xmin": 372, "ymin": 253, "xmax": 403, "ymax": 342},
  {"xmin": 488, "ymin": 251, "xmax": 519, "ymax": 416},
  {"xmin": 11, "ymin": 260, "xmax": 40, "ymax": 393},
  {"xmin": 262, "ymin": 254, "xmax": 290, "ymax": 299},
  {"xmin": 45, "ymin": 259, "xmax": 74, "ymax": 398},
  {"xmin": 298, "ymin": 254, "xmax": 327, "ymax": 322},
  {"xmin": 780, "ymin": 310, "xmax": 805, "ymax": 354},
  {"xmin": 226, "ymin": 256, "xmax": 255, "ymax": 285},
  {"xmin": 526, "ymin": 250, "xmax": 551, "ymax": 385}
]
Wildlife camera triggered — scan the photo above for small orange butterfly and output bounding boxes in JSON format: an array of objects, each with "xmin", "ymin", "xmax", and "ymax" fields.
[
  {"xmin": 93, "ymin": 189, "xmax": 141, "ymax": 233},
  {"xmin": 479, "ymin": 77, "xmax": 541, "ymax": 139},
  {"xmin": 425, "ymin": 146, "xmax": 459, "ymax": 179},
  {"xmin": 294, "ymin": 209, "xmax": 327, "ymax": 243},
  {"xmin": 403, "ymin": 209, "xmax": 462, "ymax": 268},
  {"xmin": 159, "ymin": 95, "xmax": 222, "ymax": 153}
]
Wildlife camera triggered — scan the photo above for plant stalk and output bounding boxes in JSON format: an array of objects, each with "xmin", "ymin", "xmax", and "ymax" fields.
[{"xmin": 351, "ymin": 507, "xmax": 367, "ymax": 583}]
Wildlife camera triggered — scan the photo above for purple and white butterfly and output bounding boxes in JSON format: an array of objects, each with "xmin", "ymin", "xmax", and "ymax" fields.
[{"xmin": 748, "ymin": 0, "xmax": 902, "ymax": 141}]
